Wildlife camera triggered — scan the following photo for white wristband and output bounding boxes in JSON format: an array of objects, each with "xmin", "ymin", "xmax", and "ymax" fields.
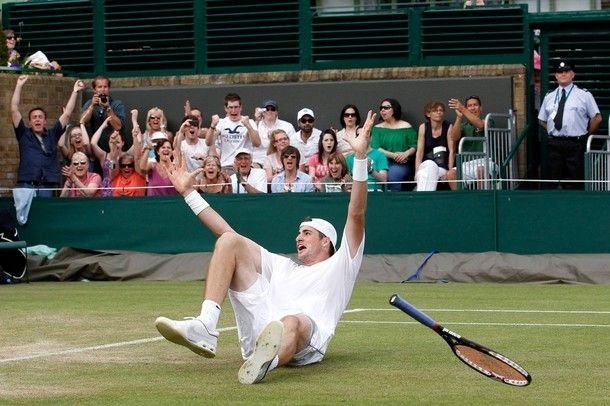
[
  {"xmin": 352, "ymin": 158, "xmax": 368, "ymax": 182},
  {"xmin": 184, "ymin": 190, "xmax": 210, "ymax": 216}
]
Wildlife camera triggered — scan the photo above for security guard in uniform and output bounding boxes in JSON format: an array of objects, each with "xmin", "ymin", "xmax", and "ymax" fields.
[{"xmin": 538, "ymin": 58, "xmax": 602, "ymax": 189}]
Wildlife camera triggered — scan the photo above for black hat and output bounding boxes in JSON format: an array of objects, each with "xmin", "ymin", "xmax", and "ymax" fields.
[{"xmin": 555, "ymin": 58, "xmax": 574, "ymax": 73}]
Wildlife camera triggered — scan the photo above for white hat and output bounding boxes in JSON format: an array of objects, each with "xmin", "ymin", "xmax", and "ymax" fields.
[
  {"xmin": 299, "ymin": 218, "xmax": 337, "ymax": 250},
  {"xmin": 234, "ymin": 147, "xmax": 252, "ymax": 157},
  {"xmin": 297, "ymin": 108, "xmax": 315, "ymax": 121},
  {"xmin": 150, "ymin": 131, "xmax": 168, "ymax": 143}
]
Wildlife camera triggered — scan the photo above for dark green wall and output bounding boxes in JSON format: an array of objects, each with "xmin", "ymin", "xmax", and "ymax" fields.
[{"xmin": 5, "ymin": 190, "xmax": 609, "ymax": 255}]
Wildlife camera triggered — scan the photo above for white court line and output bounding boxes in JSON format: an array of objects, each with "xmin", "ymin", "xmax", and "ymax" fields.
[
  {"xmin": 3, "ymin": 306, "xmax": 609, "ymax": 364},
  {"xmin": 345, "ymin": 308, "xmax": 610, "ymax": 314},
  {"xmin": 342, "ymin": 320, "xmax": 610, "ymax": 328},
  {"xmin": 0, "ymin": 326, "xmax": 236, "ymax": 364}
]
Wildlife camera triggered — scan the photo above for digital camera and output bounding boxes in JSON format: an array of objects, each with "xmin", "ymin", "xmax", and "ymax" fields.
[{"xmin": 99, "ymin": 94, "xmax": 108, "ymax": 104}]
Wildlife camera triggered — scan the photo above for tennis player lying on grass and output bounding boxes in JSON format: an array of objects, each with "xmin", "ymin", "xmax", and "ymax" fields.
[{"xmin": 155, "ymin": 110, "xmax": 376, "ymax": 384}]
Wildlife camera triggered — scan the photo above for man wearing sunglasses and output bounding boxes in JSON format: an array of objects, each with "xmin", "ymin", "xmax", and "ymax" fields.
[
  {"xmin": 11, "ymin": 75, "xmax": 85, "ymax": 198},
  {"xmin": 253, "ymin": 100, "xmax": 295, "ymax": 169},
  {"xmin": 290, "ymin": 108, "xmax": 322, "ymax": 172}
]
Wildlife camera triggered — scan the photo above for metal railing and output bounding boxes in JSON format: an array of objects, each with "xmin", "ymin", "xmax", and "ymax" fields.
[
  {"xmin": 456, "ymin": 110, "xmax": 518, "ymax": 190},
  {"xmin": 585, "ymin": 117, "xmax": 610, "ymax": 191}
]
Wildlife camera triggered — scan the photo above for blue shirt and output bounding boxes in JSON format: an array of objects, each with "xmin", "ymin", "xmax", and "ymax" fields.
[
  {"xmin": 538, "ymin": 84, "xmax": 600, "ymax": 136},
  {"xmin": 346, "ymin": 149, "xmax": 389, "ymax": 192},
  {"xmin": 271, "ymin": 171, "xmax": 315, "ymax": 193},
  {"xmin": 14, "ymin": 119, "xmax": 65, "ymax": 184}
]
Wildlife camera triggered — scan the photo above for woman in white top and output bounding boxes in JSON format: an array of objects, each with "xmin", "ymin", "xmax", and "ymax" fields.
[{"xmin": 335, "ymin": 104, "xmax": 362, "ymax": 155}]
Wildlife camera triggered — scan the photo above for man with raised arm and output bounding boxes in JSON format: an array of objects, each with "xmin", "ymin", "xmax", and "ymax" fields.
[{"xmin": 155, "ymin": 110, "xmax": 377, "ymax": 384}]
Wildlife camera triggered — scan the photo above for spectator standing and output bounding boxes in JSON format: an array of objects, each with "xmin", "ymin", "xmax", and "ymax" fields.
[
  {"xmin": 371, "ymin": 98, "xmax": 417, "ymax": 191},
  {"xmin": 320, "ymin": 152, "xmax": 353, "ymax": 193},
  {"xmin": 414, "ymin": 101, "xmax": 456, "ymax": 191},
  {"xmin": 308, "ymin": 129, "xmax": 338, "ymax": 191},
  {"xmin": 11, "ymin": 75, "xmax": 85, "ymax": 197},
  {"xmin": 335, "ymin": 104, "xmax": 362, "ymax": 155},
  {"xmin": 253, "ymin": 100, "xmax": 295, "ymax": 168},
  {"xmin": 206, "ymin": 93, "xmax": 261, "ymax": 175},
  {"xmin": 111, "ymin": 153, "xmax": 146, "ymax": 197},
  {"xmin": 59, "ymin": 151, "xmax": 102, "ymax": 198},
  {"xmin": 290, "ymin": 108, "xmax": 322, "ymax": 172},
  {"xmin": 264, "ymin": 129, "xmax": 291, "ymax": 183},
  {"xmin": 197, "ymin": 155, "xmax": 232, "ymax": 194},
  {"xmin": 230, "ymin": 148, "xmax": 267, "ymax": 194},
  {"xmin": 80, "ymin": 75, "xmax": 128, "ymax": 153},
  {"xmin": 538, "ymin": 59, "xmax": 602, "ymax": 190},
  {"xmin": 271, "ymin": 146, "xmax": 315, "ymax": 193}
]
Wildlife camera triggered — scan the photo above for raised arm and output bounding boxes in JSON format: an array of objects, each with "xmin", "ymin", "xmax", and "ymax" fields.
[
  {"xmin": 59, "ymin": 80, "xmax": 86, "ymax": 127},
  {"xmin": 342, "ymin": 110, "xmax": 376, "ymax": 257},
  {"xmin": 11, "ymin": 75, "xmax": 28, "ymax": 127},
  {"xmin": 90, "ymin": 117, "xmax": 111, "ymax": 164},
  {"xmin": 167, "ymin": 160, "xmax": 235, "ymax": 238}
]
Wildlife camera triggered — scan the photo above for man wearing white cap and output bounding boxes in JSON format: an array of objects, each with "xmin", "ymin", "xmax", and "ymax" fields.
[
  {"xmin": 229, "ymin": 148, "xmax": 268, "ymax": 194},
  {"xmin": 290, "ymin": 108, "xmax": 322, "ymax": 171},
  {"xmin": 155, "ymin": 109, "xmax": 377, "ymax": 385}
]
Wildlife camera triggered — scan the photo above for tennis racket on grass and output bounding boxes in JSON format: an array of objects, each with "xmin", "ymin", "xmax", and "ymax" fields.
[{"xmin": 389, "ymin": 293, "xmax": 532, "ymax": 387}]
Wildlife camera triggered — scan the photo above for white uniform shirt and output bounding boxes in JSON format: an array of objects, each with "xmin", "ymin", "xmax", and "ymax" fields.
[{"xmin": 538, "ymin": 84, "xmax": 600, "ymax": 137}]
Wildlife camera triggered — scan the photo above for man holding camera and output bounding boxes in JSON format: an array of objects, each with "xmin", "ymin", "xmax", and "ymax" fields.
[{"xmin": 80, "ymin": 75, "xmax": 128, "ymax": 153}]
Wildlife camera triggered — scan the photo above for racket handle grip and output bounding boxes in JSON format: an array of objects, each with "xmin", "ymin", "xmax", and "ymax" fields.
[{"xmin": 389, "ymin": 294, "xmax": 436, "ymax": 328}]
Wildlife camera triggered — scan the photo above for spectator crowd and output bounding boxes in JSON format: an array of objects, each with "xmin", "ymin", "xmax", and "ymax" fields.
[{"xmin": 11, "ymin": 56, "xmax": 602, "ymax": 201}]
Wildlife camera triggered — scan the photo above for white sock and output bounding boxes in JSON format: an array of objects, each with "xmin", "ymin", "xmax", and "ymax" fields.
[{"xmin": 198, "ymin": 299, "xmax": 221, "ymax": 332}]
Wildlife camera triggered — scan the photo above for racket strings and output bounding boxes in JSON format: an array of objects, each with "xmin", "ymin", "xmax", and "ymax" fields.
[{"xmin": 454, "ymin": 345, "xmax": 530, "ymax": 385}]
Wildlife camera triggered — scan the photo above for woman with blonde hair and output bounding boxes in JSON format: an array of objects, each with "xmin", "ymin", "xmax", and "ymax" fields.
[
  {"xmin": 60, "ymin": 151, "xmax": 102, "ymax": 198},
  {"xmin": 263, "ymin": 129, "xmax": 290, "ymax": 182},
  {"xmin": 197, "ymin": 155, "xmax": 232, "ymax": 194}
]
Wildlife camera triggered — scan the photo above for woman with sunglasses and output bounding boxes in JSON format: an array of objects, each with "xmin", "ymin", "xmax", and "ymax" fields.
[
  {"xmin": 59, "ymin": 151, "xmax": 102, "ymax": 198},
  {"xmin": 336, "ymin": 104, "xmax": 362, "ymax": 155},
  {"xmin": 111, "ymin": 153, "xmax": 146, "ymax": 197},
  {"xmin": 141, "ymin": 107, "xmax": 173, "ymax": 161},
  {"xmin": 371, "ymin": 98, "xmax": 417, "ymax": 191},
  {"xmin": 4, "ymin": 29, "xmax": 21, "ymax": 67}
]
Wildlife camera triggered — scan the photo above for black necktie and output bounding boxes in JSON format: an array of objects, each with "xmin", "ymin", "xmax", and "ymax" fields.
[{"xmin": 554, "ymin": 88, "xmax": 566, "ymax": 131}]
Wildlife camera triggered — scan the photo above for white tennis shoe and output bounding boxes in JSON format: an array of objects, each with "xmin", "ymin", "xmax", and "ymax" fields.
[
  {"xmin": 155, "ymin": 316, "xmax": 218, "ymax": 358},
  {"xmin": 238, "ymin": 320, "xmax": 283, "ymax": 384}
]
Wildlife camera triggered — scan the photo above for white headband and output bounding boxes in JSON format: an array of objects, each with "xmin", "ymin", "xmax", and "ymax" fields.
[{"xmin": 299, "ymin": 218, "xmax": 337, "ymax": 249}]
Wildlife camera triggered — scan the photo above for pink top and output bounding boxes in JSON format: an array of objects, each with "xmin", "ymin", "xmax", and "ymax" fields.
[
  {"xmin": 307, "ymin": 153, "xmax": 329, "ymax": 183},
  {"xmin": 65, "ymin": 172, "xmax": 102, "ymax": 197},
  {"xmin": 147, "ymin": 165, "xmax": 177, "ymax": 196}
]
